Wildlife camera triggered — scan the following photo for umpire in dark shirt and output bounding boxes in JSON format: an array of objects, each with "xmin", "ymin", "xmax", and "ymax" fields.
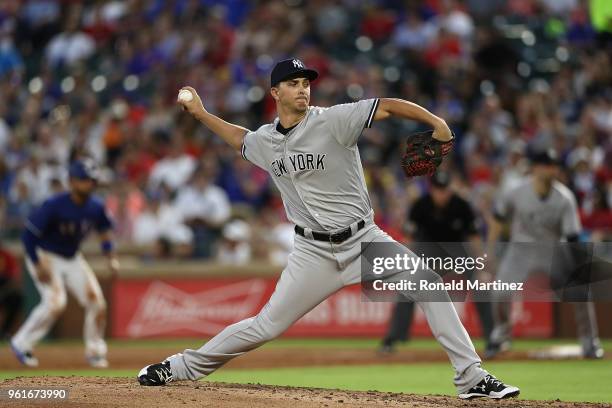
[{"xmin": 379, "ymin": 171, "xmax": 493, "ymax": 353}]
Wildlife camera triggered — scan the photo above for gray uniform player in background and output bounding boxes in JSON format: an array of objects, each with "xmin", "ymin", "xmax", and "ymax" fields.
[
  {"xmin": 138, "ymin": 58, "xmax": 519, "ymax": 399},
  {"xmin": 486, "ymin": 149, "xmax": 604, "ymax": 359}
]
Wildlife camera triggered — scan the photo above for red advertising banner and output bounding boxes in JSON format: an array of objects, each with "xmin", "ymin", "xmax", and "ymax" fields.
[{"xmin": 112, "ymin": 278, "xmax": 552, "ymax": 338}]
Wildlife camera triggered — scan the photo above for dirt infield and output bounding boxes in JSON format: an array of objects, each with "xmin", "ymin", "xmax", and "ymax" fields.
[
  {"xmin": 0, "ymin": 343, "xmax": 541, "ymax": 370},
  {"xmin": 2, "ymin": 377, "xmax": 610, "ymax": 408}
]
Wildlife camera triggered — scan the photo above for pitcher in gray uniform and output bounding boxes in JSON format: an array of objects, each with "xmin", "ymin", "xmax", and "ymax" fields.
[
  {"xmin": 485, "ymin": 149, "xmax": 604, "ymax": 359},
  {"xmin": 138, "ymin": 58, "xmax": 520, "ymax": 399}
]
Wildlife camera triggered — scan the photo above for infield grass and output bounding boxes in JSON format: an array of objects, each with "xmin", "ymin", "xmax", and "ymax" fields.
[{"xmin": 209, "ymin": 360, "xmax": 612, "ymax": 403}]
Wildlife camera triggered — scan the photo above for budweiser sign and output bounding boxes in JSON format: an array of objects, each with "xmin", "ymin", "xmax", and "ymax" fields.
[
  {"xmin": 112, "ymin": 278, "xmax": 552, "ymax": 338},
  {"xmin": 114, "ymin": 279, "xmax": 270, "ymax": 337}
]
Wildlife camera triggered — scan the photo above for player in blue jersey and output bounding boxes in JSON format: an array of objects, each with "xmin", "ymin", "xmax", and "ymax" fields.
[{"xmin": 10, "ymin": 159, "xmax": 118, "ymax": 368}]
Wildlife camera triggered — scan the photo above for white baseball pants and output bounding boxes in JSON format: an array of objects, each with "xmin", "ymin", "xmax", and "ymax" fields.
[{"xmin": 12, "ymin": 250, "xmax": 107, "ymax": 358}]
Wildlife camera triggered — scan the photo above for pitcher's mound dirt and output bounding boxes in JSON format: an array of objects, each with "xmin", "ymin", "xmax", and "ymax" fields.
[{"xmin": 1, "ymin": 377, "xmax": 609, "ymax": 408}]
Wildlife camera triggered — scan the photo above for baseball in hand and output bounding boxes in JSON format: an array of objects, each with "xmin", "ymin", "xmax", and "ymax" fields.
[{"xmin": 178, "ymin": 89, "xmax": 193, "ymax": 102}]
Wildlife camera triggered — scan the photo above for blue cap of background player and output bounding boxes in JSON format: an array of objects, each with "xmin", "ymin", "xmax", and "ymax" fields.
[
  {"xmin": 530, "ymin": 148, "xmax": 560, "ymax": 166},
  {"xmin": 69, "ymin": 159, "xmax": 100, "ymax": 181},
  {"xmin": 430, "ymin": 170, "xmax": 451, "ymax": 188},
  {"xmin": 270, "ymin": 58, "xmax": 318, "ymax": 87}
]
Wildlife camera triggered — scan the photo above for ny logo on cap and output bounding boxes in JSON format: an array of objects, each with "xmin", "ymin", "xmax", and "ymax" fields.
[{"xmin": 292, "ymin": 59, "xmax": 304, "ymax": 69}]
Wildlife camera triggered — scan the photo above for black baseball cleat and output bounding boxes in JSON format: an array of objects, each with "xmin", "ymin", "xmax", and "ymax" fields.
[
  {"xmin": 484, "ymin": 344, "xmax": 500, "ymax": 360},
  {"xmin": 458, "ymin": 374, "xmax": 520, "ymax": 399},
  {"xmin": 484, "ymin": 340, "xmax": 511, "ymax": 360},
  {"xmin": 138, "ymin": 360, "xmax": 173, "ymax": 386},
  {"xmin": 584, "ymin": 346, "xmax": 605, "ymax": 360},
  {"xmin": 377, "ymin": 339, "xmax": 397, "ymax": 356}
]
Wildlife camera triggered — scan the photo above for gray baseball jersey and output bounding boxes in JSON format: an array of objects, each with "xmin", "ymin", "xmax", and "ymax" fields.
[
  {"xmin": 491, "ymin": 178, "xmax": 599, "ymax": 352},
  {"xmin": 241, "ymin": 99, "xmax": 379, "ymax": 231},
  {"xmin": 166, "ymin": 99, "xmax": 490, "ymax": 393},
  {"xmin": 494, "ymin": 178, "xmax": 581, "ymax": 242}
]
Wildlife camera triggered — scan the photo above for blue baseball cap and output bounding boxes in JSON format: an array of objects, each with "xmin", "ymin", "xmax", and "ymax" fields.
[
  {"xmin": 270, "ymin": 58, "xmax": 318, "ymax": 87},
  {"xmin": 69, "ymin": 159, "xmax": 100, "ymax": 181}
]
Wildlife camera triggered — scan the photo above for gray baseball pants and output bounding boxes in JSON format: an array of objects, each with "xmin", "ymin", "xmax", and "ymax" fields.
[
  {"xmin": 491, "ymin": 245, "xmax": 601, "ymax": 352},
  {"xmin": 168, "ymin": 218, "xmax": 487, "ymax": 393}
]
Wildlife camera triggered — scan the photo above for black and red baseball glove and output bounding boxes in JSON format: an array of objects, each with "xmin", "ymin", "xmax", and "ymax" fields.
[{"xmin": 401, "ymin": 130, "xmax": 454, "ymax": 178}]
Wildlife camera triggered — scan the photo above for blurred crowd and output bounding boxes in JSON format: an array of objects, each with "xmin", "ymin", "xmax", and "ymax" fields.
[{"xmin": 0, "ymin": 0, "xmax": 610, "ymax": 264}]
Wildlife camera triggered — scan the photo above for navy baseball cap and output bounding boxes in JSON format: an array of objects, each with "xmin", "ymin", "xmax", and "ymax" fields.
[
  {"xmin": 69, "ymin": 159, "xmax": 100, "ymax": 181},
  {"xmin": 530, "ymin": 148, "xmax": 560, "ymax": 166},
  {"xmin": 270, "ymin": 58, "xmax": 318, "ymax": 87},
  {"xmin": 430, "ymin": 170, "xmax": 451, "ymax": 188}
]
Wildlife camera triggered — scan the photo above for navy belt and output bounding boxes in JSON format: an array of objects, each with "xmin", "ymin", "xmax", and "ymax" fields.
[{"xmin": 295, "ymin": 220, "xmax": 366, "ymax": 244}]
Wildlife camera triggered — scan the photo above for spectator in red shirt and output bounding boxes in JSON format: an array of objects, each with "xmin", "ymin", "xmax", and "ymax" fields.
[
  {"xmin": 360, "ymin": 5, "xmax": 396, "ymax": 42},
  {"xmin": 424, "ymin": 28, "xmax": 462, "ymax": 68},
  {"xmin": 580, "ymin": 187, "xmax": 612, "ymax": 240},
  {"xmin": 0, "ymin": 241, "xmax": 22, "ymax": 338}
]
